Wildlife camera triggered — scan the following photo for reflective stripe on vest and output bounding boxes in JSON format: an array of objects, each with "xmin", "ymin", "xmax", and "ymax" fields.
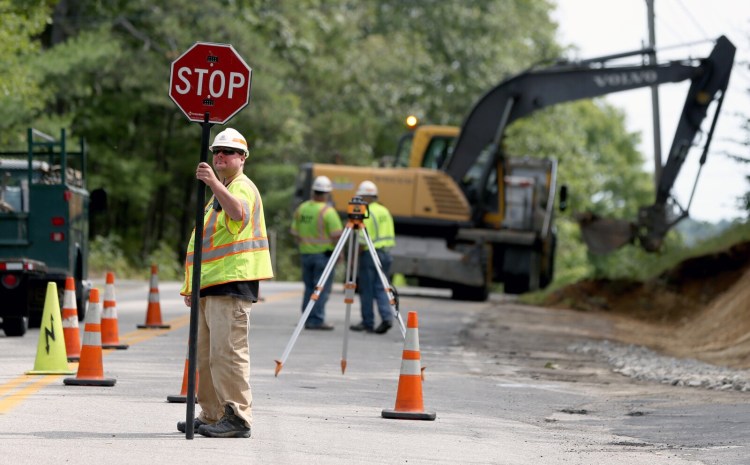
[
  {"xmin": 186, "ymin": 179, "xmax": 269, "ymax": 264},
  {"xmin": 181, "ymin": 175, "xmax": 273, "ymax": 293}
]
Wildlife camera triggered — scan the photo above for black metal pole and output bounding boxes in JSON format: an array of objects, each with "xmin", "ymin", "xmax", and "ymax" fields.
[
  {"xmin": 186, "ymin": 112, "xmax": 212, "ymax": 439},
  {"xmin": 646, "ymin": 0, "xmax": 663, "ymax": 190}
]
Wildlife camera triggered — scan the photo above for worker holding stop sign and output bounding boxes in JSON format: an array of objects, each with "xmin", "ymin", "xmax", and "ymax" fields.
[{"xmin": 169, "ymin": 42, "xmax": 263, "ymax": 440}]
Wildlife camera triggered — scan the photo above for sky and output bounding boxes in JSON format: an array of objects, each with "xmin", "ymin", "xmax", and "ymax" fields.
[{"xmin": 553, "ymin": 0, "xmax": 749, "ymax": 223}]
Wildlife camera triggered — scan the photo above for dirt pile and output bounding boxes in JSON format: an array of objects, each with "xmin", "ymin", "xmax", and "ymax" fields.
[{"xmin": 543, "ymin": 241, "xmax": 750, "ymax": 368}]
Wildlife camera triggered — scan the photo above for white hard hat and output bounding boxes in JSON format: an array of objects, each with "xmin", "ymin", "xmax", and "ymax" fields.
[
  {"xmin": 210, "ymin": 128, "xmax": 248, "ymax": 157},
  {"xmin": 356, "ymin": 180, "xmax": 378, "ymax": 197},
  {"xmin": 312, "ymin": 175, "xmax": 333, "ymax": 193}
]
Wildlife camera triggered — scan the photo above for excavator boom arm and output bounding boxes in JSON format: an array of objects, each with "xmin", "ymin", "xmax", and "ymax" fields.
[
  {"xmin": 444, "ymin": 36, "xmax": 735, "ymax": 254},
  {"xmin": 655, "ymin": 37, "xmax": 735, "ymax": 204},
  {"xmin": 444, "ymin": 36, "xmax": 736, "ymax": 187}
]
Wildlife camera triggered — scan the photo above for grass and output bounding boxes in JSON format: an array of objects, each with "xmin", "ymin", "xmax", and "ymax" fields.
[{"xmin": 521, "ymin": 219, "xmax": 750, "ymax": 305}]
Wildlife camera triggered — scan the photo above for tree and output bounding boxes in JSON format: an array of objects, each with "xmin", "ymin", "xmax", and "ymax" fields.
[
  {"xmin": 0, "ymin": 0, "xmax": 56, "ymax": 143},
  {"xmin": 3, "ymin": 0, "xmax": 655, "ymax": 284}
]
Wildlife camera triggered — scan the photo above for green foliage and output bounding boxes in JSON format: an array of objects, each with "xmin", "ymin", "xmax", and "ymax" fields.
[
  {"xmin": 549, "ymin": 219, "xmax": 592, "ymax": 287},
  {"xmin": 523, "ymin": 219, "xmax": 750, "ymax": 305},
  {"xmin": 4, "ymin": 0, "xmax": 700, "ymax": 287},
  {"xmin": 366, "ymin": 0, "xmax": 561, "ymax": 122},
  {"xmin": 269, "ymin": 228, "xmax": 301, "ymax": 282},
  {"xmin": 5, "ymin": 0, "xmax": 562, "ymax": 280},
  {"xmin": 145, "ymin": 241, "xmax": 182, "ymax": 281},
  {"xmin": 586, "ymin": 230, "xmax": 685, "ymax": 281},
  {"xmin": 695, "ymin": 220, "xmax": 750, "ymax": 250},
  {"xmin": 676, "ymin": 217, "xmax": 737, "ymax": 247},
  {"xmin": 588, "ymin": 219, "xmax": 750, "ymax": 282},
  {"xmin": 91, "ymin": 234, "xmax": 182, "ymax": 280},
  {"xmin": 0, "ymin": 0, "xmax": 55, "ymax": 139},
  {"xmin": 660, "ymin": 220, "xmax": 750, "ymax": 273},
  {"xmin": 89, "ymin": 234, "xmax": 131, "ymax": 278}
]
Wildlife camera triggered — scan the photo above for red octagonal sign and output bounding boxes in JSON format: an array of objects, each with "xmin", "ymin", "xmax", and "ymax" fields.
[{"xmin": 169, "ymin": 42, "xmax": 252, "ymax": 125}]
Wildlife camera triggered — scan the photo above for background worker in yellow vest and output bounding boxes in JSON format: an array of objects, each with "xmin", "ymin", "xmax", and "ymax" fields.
[
  {"xmin": 350, "ymin": 180, "xmax": 395, "ymax": 334},
  {"xmin": 179, "ymin": 128, "xmax": 273, "ymax": 438},
  {"xmin": 290, "ymin": 175, "xmax": 343, "ymax": 330}
]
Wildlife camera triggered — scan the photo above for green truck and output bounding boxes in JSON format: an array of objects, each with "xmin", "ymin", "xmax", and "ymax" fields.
[{"xmin": 0, "ymin": 129, "xmax": 97, "ymax": 337}]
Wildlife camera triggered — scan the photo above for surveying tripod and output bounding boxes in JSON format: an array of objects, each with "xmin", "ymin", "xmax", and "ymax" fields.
[{"xmin": 275, "ymin": 196, "xmax": 406, "ymax": 377}]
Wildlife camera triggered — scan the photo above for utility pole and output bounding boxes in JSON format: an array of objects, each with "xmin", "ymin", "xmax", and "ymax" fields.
[{"xmin": 646, "ymin": 0, "xmax": 663, "ymax": 189}]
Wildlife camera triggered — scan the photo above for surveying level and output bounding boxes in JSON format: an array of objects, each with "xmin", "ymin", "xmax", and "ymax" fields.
[
  {"xmin": 275, "ymin": 196, "xmax": 405, "ymax": 377},
  {"xmin": 346, "ymin": 196, "xmax": 369, "ymax": 221}
]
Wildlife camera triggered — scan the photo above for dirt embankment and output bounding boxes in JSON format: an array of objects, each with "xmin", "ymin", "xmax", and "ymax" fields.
[{"xmin": 543, "ymin": 241, "xmax": 750, "ymax": 369}]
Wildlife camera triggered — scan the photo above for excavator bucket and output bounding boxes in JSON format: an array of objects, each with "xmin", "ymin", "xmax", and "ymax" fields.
[{"xmin": 576, "ymin": 212, "xmax": 636, "ymax": 254}]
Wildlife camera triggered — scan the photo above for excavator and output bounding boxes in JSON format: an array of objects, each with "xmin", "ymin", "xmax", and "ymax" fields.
[{"xmin": 293, "ymin": 36, "xmax": 735, "ymax": 299}]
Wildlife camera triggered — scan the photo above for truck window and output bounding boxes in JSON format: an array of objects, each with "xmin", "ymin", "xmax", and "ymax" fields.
[
  {"xmin": 461, "ymin": 145, "xmax": 494, "ymax": 203},
  {"xmin": 421, "ymin": 136, "xmax": 454, "ymax": 170},
  {"xmin": 393, "ymin": 133, "xmax": 413, "ymax": 168},
  {"xmin": 0, "ymin": 159, "xmax": 50, "ymax": 212},
  {"xmin": 0, "ymin": 186, "xmax": 23, "ymax": 212}
]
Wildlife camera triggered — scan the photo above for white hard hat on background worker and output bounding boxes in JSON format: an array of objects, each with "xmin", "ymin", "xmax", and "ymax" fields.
[
  {"xmin": 210, "ymin": 128, "xmax": 249, "ymax": 157},
  {"xmin": 312, "ymin": 176, "xmax": 333, "ymax": 193},
  {"xmin": 356, "ymin": 180, "xmax": 378, "ymax": 197}
]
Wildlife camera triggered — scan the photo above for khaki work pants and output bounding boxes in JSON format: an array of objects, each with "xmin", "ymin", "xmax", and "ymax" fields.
[{"xmin": 197, "ymin": 295, "xmax": 252, "ymax": 427}]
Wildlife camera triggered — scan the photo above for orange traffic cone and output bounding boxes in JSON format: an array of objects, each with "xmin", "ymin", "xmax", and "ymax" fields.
[
  {"xmin": 382, "ymin": 311, "xmax": 436, "ymax": 421},
  {"xmin": 64, "ymin": 288, "xmax": 116, "ymax": 386},
  {"xmin": 102, "ymin": 272, "xmax": 129, "ymax": 350},
  {"xmin": 137, "ymin": 264, "xmax": 170, "ymax": 329},
  {"xmin": 167, "ymin": 341, "xmax": 198, "ymax": 403},
  {"xmin": 61, "ymin": 277, "xmax": 82, "ymax": 362}
]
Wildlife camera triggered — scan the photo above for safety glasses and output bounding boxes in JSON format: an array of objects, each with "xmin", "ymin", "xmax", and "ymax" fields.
[{"xmin": 212, "ymin": 148, "xmax": 240, "ymax": 156}]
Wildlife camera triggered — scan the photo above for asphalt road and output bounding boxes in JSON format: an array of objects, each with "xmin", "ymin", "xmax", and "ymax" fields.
[{"xmin": 0, "ymin": 279, "xmax": 747, "ymax": 464}]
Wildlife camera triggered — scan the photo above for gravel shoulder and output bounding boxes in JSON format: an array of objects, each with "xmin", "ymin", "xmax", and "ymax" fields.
[
  {"xmin": 461, "ymin": 295, "xmax": 750, "ymax": 397},
  {"xmin": 540, "ymin": 241, "xmax": 750, "ymax": 371}
]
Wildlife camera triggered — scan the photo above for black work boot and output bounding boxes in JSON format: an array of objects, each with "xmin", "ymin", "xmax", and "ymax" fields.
[
  {"xmin": 350, "ymin": 322, "xmax": 374, "ymax": 333},
  {"xmin": 374, "ymin": 320, "xmax": 392, "ymax": 334},
  {"xmin": 177, "ymin": 417, "xmax": 207, "ymax": 433},
  {"xmin": 198, "ymin": 405, "xmax": 251, "ymax": 438}
]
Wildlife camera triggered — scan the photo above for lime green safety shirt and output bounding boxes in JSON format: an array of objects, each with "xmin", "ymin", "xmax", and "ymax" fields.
[{"xmin": 290, "ymin": 200, "xmax": 343, "ymax": 254}]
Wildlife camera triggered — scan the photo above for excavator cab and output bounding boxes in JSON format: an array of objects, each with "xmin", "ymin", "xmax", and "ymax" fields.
[{"xmin": 392, "ymin": 120, "xmax": 459, "ymax": 169}]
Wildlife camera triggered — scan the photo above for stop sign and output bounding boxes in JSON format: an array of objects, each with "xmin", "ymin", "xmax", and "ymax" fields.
[{"xmin": 169, "ymin": 42, "xmax": 252, "ymax": 125}]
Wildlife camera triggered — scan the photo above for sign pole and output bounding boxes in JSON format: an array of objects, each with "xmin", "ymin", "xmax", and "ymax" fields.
[
  {"xmin": 185, "ymin": 112, "xmax": 212, "ymax": 439},
  {"xmin": 168, "ymin": 42, "xmax": 251, "ymax": 439}
]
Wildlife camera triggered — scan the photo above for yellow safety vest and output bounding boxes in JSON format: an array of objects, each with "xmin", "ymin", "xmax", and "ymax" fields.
[
  {"xmin": 181, "ymin": 174, "xmax": 273, "ymax": 295},
  {"xmin": 362, "ymin": 202, "xmax": 395, "ymax": 250}
]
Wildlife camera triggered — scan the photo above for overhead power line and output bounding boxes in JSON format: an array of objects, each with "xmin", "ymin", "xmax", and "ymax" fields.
[
  {"xmin": 655, "ymin": 15, "xmax": 687, "ymax": 43},
  {"xmin": 674, "ymin": 0, "xmax": 710, "ymax": 39}
]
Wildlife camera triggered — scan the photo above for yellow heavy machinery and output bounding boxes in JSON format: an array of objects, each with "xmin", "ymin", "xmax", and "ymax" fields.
[
  {"xmin": 295, "ymin": 124, "xmax": 560, "ymax": 300},
  {"xmin": 294, "ymin": 36, "xmax": 735, "ymax": 300}
]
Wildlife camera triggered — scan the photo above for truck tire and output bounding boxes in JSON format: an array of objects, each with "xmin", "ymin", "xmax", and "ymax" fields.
[
  {"xmin": 3, "ymin": 316, "xmax": 28, "ymax": 337},
  {"xmin": 539, "ymin": 234, "xmax": 557, "ymax": 289},
  {"xmin": 74, "ymin": 250, "xmax": 89, "ymax": 322},
  {"xmin": 76, "ymin": 284, "xmax": 89, "ymax": 322},
  {"xmin": 451, "ymin": 283, "xmax": 489, "ymax": 302},
  {"xmin": 503, "ymin": 274, "xmax": 530, "ymax": 295}
]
